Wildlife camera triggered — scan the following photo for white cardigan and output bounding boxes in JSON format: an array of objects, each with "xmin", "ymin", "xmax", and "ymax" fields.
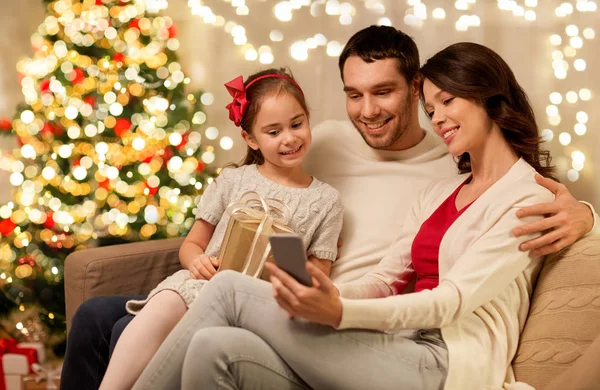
[{"xmin": 336, "ymin": 159, "xmax": 554, "ymax": 390}]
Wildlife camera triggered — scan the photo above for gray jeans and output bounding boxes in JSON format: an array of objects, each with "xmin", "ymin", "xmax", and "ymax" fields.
[{"xmin": 132, "ymin": 271, "xmax": 448, "ymax": 390}]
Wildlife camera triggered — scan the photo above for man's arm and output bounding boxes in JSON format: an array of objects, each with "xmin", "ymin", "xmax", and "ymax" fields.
[{"xmin": 513, "ymin": 174, "xmax": 597, "ymax": 256}]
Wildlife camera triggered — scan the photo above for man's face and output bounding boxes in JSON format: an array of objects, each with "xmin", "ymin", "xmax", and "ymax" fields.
[{"xmin": 342, "ymin": 57, "xmax": 419, "ymax": 150}]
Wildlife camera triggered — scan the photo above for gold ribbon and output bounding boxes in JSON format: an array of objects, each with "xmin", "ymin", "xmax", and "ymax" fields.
[{"xmin": 217, "ymin": 191, "xmax": 294, "ymax": 278}]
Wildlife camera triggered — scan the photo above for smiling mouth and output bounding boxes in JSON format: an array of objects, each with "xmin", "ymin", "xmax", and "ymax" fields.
[
  {"xmin": 362, "ymin": 118, "xmax": 392, "ymax": 131},
  {"xmin": 280, "ymin": 145, "xmax": 302, "ymax": 155},
  {"xmin": 443, "ymin": 127, "xmax": 459, "ymax": 139}
]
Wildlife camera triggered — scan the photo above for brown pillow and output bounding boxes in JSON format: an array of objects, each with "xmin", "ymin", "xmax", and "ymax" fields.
[{"xmin": 513, "ymin": 234, "xmax": 600, "ymax": 389}]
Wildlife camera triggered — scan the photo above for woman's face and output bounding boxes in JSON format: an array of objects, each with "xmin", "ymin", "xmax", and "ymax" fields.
[{"xmin": 422, "ymin": 78, "xmax": 495, "ymax": 157}]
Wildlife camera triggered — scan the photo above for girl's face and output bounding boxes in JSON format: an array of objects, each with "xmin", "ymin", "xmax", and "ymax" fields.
[
  {"xmin": 243, "ymin": 92, "xmax": 311, "ymax": 170},
  {"xmin": 422, "ymin": 78, "xmax": 495, "ymax": 157}
]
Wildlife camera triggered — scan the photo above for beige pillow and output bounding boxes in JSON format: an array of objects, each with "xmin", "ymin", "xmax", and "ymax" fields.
[{"xmin": 513, "ymin": 234, "xmax": 600, "ymax": 389}]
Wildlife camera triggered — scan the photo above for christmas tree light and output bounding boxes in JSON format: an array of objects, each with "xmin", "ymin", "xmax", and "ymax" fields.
[{"xmin": 0, "ymin": 0, "xmax": 218, "ymax": 341}]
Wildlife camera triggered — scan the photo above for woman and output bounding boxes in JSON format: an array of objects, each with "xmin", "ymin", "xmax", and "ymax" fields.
[{"xmin": 132, "ymin": 42, "xmax": 554, "ymax": 390}]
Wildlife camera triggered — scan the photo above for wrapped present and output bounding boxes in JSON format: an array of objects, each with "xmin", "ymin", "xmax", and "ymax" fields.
[
  {"xmin": 0, "ymin": 339, "xmax": 45, "ymax": 390},
  {"xmin": 217, "ymin": 191, "xmax": 294, "ymax": 281},
  {"xmin": 22, "ymin": 363, "xmax": 60, "ymax": 390}
]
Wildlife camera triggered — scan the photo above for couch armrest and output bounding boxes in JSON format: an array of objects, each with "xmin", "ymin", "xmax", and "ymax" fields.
[
  {"xmin": 513, "ymin": 234, "xmax": 600, "ymax": 388},
  {"xmin": 64, "ymin": 237, "xmax": 185, "ymax": 332}
]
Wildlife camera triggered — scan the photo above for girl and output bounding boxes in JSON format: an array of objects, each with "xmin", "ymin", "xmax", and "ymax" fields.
[
  {"xmin": 99, "ymin": 68, "xmax": 343, "ymax": 390},
  {"xmin": 132, "ymin": 43, "xmax": 556, "ymax": 390}
]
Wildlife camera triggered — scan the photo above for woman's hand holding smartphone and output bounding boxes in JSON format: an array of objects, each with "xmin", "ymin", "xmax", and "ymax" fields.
[{"xmin": 266, "ymin": 234, "xmax": 342, "ymax": 328}]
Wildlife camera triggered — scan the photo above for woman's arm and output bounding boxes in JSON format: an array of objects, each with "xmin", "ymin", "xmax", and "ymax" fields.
[
  {"xmin": 335, "ymin": 199, "xmax": 422, "ymax": 299},
  {"xmin": 179, "ymin": 219, "xmax": 217, "ymax": 280},
  {"xmin": 338, "ymin": 191, "xmax": 552, "ymax": 331}
]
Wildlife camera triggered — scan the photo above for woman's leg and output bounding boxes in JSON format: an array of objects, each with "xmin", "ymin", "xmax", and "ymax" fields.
[
  {"xmin": 99, "ymin": 290, "xmax": 187, "ymax": 390},
  {"xmin": 133, "ymin": 271, "xmax": 448, "ymax": 390},
  {"xmin": 182, "ymin": 327, "xmax": 310, "ymax": 390}
]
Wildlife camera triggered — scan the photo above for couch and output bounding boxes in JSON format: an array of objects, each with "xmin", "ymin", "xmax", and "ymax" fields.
[{"xmin": 63, "ymin": 234, "xmax": 600, "ymax": 389}]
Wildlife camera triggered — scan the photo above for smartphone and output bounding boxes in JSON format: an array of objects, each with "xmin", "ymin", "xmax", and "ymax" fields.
[{"xmin": 269, "ymin": 234, "xmax": 313, "ymax": 287}]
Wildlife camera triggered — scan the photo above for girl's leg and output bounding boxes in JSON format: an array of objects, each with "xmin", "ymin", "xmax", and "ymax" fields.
[
  {"xmin": 133, "ymin": 271, "xmax": 448, "ymax": 390},
  {"xmin": 99, "ymin": 290, "xmax": 187, "ymax": 390},
  {"xmin": 182, "ymin": 327, "xmax": 310, "ymax": 390}
]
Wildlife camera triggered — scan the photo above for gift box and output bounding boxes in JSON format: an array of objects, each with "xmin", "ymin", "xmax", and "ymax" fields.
[
  {"xmin": 0, "ymin": 339, "xmax": 45, "ymax": 390},
  {"xmin": 22, "ymin": 379, "xmax": 59, "ymax": 390},
  {"xmin": 22, "ymin": 363, "xmax": 60, "ymax": 390},
  {"xmin": 217, "ymin": 191, "xmax": 294, "ymax": 280}
]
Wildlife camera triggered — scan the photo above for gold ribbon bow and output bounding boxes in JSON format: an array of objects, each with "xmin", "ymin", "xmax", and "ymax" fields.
[{"xmin": 217, "ymin": 191, "xmax": 294, "ymax": 279}]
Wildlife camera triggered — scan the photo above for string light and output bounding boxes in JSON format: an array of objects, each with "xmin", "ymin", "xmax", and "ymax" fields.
[{"xmin": 0, "ymin": 0, "xmax": 228, "ymax": 334}]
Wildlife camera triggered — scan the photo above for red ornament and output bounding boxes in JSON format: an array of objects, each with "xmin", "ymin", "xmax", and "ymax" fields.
[
  {"xmin": 83, "ymin": 95, "xmax": 96, "ymax": 107},
  {"xmin": 176, "ymin": 133, "xmax": 187, "ymax": 150},
  {"xmin": 41, "ymin": 122, "xmax": 53, "ymax": 136},
  {"xmin": 70, "ymin": 68, "xmax": 85, "ymax": 84},
  {"xmin": 44, "ymin": 211, "xmax": 55, "ymax": 229},
  {"xmin": 142, "ymin": 155, "xmax": 153, "ymax": 164},
  {"xmin": 41, "ymin": 122, "xmax": 64, "ymax": 137},
  {"xmin": 167, "ymin": 25, "xmax": 177, "ymax": 39},
  {"xmin": 114, "ymin": 118, "xmax": 131, "ymax": 137},
  {"xmin": 53, "ymin": 123, "xmax": 64, "ymax": 136},
  {"xmin": 0, "ymin": 219, "xmax": 16, "ymax": 236},
  {"xmin": 73, "ymin": 158, "xmax": 82, "ymax": 166},
  {"xmin": 98, "ymin": 179, "xmax": 110, "ymax": 190},
  {"xmin": 40, "ymin": 79, "xmax": 51, "ymax": 93},
  {"xmin": 161, "ymin": 147, "xmax": 174, "ymax": 166},
  {"xmin": 95, "ymin": 0, "xmax": 103, "ymax": 5},
  {"xmin": 129, "ymin": 18, "xmax": 140, "ymax": 30},
  {"xmin": 145, "ymin": 182, "xmax": 158, "ymax": 195},
  {"xmin": 196, "ymin": 161, "xmax": 205, "ymax": 172},
  {"xmin": 113, "ymin": 52, "xmax": 125, "ymax": 65},
  {"xmin": 0, "ymin": 117, "xmax": 11, "ymax": 131}
]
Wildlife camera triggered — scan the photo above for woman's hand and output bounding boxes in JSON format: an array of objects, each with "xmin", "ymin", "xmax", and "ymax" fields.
[
  {"xmin": 186, "ymin": 254, "xmax": 220, "ymax": 280},
  {"xmin": 264, "ymin": 261, "xmax": 342, "ymax": 328}
]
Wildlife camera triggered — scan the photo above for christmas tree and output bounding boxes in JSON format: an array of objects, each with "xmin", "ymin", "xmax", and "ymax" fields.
[{"xmin": 0, "ymin": 0, "xmax": 218, "ymax": 343}]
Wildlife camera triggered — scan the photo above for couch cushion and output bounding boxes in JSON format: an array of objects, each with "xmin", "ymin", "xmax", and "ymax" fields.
[{"xmin": 513, "ymin": 235, "xmax": 600, "ymax": 389}]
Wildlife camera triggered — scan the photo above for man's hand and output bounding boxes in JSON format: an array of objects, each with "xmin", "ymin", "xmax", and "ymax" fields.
[
  {"xmin": 513, "ymin": 174, "xmax": 594, "ymax": 256},
  {"xmin": 186, "ymin": 254, "xmax": 219, "ymax": 280},
  {"xmin": 264, "ymin": 262, "xmax": 342, "ymax": 328}
]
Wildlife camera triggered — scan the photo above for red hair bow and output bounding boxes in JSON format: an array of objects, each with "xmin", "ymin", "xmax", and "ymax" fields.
[{"xmin": 225, "ymin": 76, "xmax": 249, "ymax": 127}]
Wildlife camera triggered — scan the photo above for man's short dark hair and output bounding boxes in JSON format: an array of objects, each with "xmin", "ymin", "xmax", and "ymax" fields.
[{"xmin": 338, "ymin": 25, "xmax": 420, "ymax": 83}]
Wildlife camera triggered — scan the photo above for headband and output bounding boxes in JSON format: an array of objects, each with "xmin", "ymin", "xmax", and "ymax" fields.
[{"xmin": 224, "ymin": 74, "xmax": 304, "ymax": 127}]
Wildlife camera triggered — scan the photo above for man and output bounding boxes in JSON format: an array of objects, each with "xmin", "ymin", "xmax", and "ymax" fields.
[{"xmin": 60, "ymin": 25, "xmax": 597, "ymax": 390}]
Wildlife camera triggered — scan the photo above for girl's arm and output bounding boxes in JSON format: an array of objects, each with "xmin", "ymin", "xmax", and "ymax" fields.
[
  {"xmin": 308, "ymin": 255, "xmax": 332, "ymax": 277},
  {"xmin": 179, "ymin": 219, "xmax": 217, "ymax": 280}
]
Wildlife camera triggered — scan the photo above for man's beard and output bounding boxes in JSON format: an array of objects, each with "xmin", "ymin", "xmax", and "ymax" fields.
[{"xmin": 352, "ymin": 97, "xmax": 414, "ymax": 150}]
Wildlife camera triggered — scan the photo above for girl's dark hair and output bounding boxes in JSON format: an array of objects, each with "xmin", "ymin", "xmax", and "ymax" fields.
[
  {"xmin": 419, "ymin": 42, "xmax": 556, "ymax": 180},
  {"xmin": 238, "ymin": 68, "xmax": 308, "ymax": 166}
]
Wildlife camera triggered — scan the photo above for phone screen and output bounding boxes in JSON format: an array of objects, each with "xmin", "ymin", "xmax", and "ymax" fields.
[{"xmin": 269, "ymin": 234, "xmax": 313, "ymax": 287}]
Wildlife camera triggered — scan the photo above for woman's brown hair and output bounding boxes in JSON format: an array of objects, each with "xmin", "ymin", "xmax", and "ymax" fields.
[
  {"xmin": 238, "ymin": 68, "xmax": 309, "ymax": 166},
  {"xmin": 419, "ymin": 42, "xmax": 556, "ymax": 180}
]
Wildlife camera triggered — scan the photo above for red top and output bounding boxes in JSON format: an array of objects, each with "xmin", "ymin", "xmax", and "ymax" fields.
[{"xmin": 411, "ymin": 177, "xmax": 473, "ymax": 293}]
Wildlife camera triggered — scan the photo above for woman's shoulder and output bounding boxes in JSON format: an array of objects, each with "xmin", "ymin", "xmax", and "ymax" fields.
[{"xmin": 497, "ymin": 159, "xmax": 554, "ymax": 205}]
